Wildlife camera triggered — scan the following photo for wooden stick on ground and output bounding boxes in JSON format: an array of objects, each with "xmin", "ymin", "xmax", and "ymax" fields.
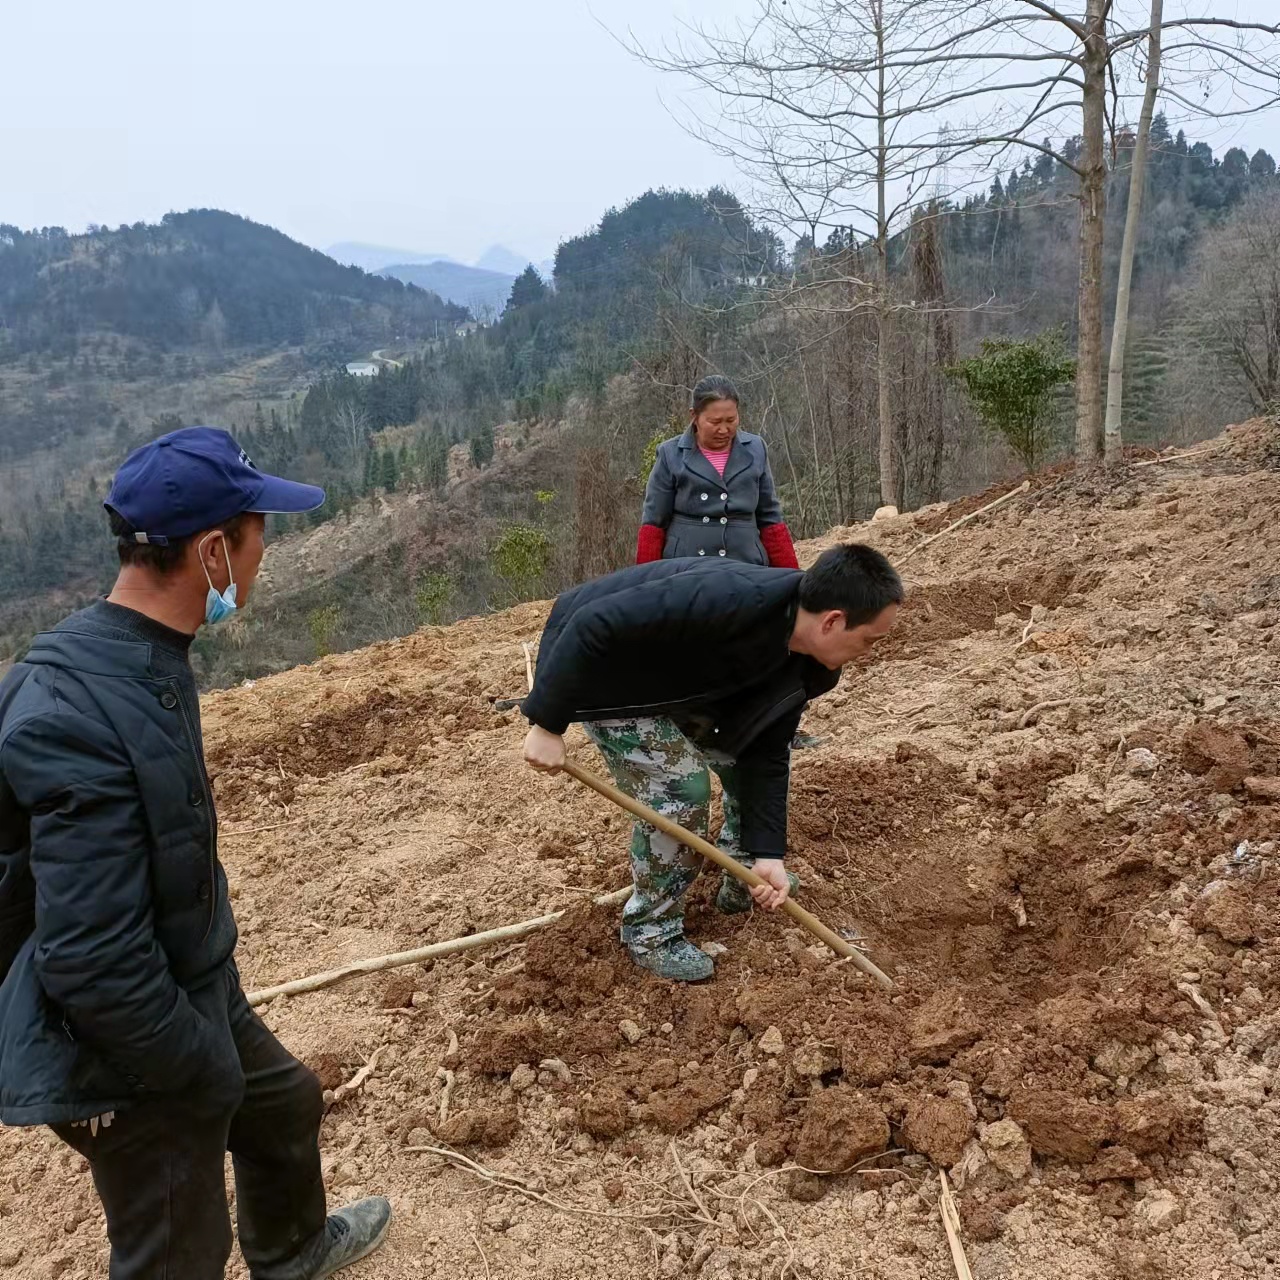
[
  {"xmin": 522, "ymin": 642, "xmax": 535, "ymax": 694},
  {"xmin": 562, "ymin": 761, "xmax": 894, "ymax": 989},
  {"xmin": 938, "ymin": 1171, "xmax": 974, "ymax": 1280},
  {"xmin": 900, "ymin": 479, "xmax": 1031, "ymax": 565},
  {"xmin": 245, "ymin": 886, "xmax": 632, "ymax": 1007},
  {"xmin": 1133, "ymin": 443, "xmax": 1220, "ymax": 468}
]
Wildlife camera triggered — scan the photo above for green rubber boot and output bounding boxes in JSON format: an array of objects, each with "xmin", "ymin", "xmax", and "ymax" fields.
[
  {"xmin": 629, "ymin": 937, "xmax": 715, "ymax": 982},
  {"xmin": 716, "ymin": 870, "xmax": 801, "ymax": 915}
]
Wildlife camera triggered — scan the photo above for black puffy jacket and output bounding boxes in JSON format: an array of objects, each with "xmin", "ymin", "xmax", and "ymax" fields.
[
  {"xmin": 522, "ymin": 559, "xmax": 838, "ymax": 856},
  {"xmin": 0, "ymin": 625, "xmax": 237, "ymax": 1125}
]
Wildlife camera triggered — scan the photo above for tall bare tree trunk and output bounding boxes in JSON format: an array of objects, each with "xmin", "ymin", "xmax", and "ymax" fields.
[
  {"xmin": 1104, "ymin": 0, "xmax": 1163, "ymax": 465},
  {"xmin": 875, "ymin": 0, "xmax": 898, "ymax": 507},
  {"xmin": 1075, "ymin": 0, "xmax": 1109, "ymax": 465}
]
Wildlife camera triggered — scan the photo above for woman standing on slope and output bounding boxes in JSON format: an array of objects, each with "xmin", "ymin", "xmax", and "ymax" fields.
[
  {"xmin": 636, "ymin": 375, "xmax": 799, "ymax": 570},
  {"xmin": 636, "ymin": 376, "xmax": 820, "ymax": 757}
]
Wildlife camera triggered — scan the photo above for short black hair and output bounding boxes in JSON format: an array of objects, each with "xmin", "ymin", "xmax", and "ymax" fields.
[
  {"xmin": 799, "ymin": 543, "xmax": 904, "ymax": 627},
  {"xmin": 107, "ymin": 508, "xmax": 252, "ymax": 576}
]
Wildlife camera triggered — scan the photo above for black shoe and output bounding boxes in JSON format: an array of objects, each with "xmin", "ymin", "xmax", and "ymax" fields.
[{"xmin": 309, "ymin": 1197, "xmax": 393, "ymax": 1278}]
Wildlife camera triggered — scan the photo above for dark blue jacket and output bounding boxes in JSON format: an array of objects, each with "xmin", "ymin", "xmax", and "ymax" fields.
[
  {"xmin": 640, "ymin": 429, "xmax": 785, "ymax": 563},
  {"xmin": 0, "ymin": 624, "xmax": 237, "ymax": 1125},
  {"xmin": 522, "ymin": 559, "xmax": 838, "ymax": 856}
]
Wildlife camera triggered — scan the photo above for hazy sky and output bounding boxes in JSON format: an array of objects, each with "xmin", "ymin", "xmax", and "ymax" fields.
[{"xmin": 1, "ymin": 0, "xmax": 1276, "ymax": 265}]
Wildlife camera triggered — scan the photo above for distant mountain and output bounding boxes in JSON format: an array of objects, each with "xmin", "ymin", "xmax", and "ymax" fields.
[
  {"xmin": 475, "ymin": 244, "xmax": 531, "ymax": 275},
  {"xmin": 0, "ymin": 211, "xmax": 466, "ymax": 357},
  {"xmin": 379, "ymin": 260, "xmax": 516, "ymax": 319},
  {"xmin": 328, "ymin": 241, "xmax": 455, "ymax": 273}
]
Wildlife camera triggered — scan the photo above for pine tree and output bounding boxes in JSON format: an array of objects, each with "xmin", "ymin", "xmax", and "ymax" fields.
[
  {"xmin": 507, "ymin": 266, "xmax": 548, "ymax": 311},
  {"xmin": 380, "ymin": 449, "xmax": 399, "ymax": 493}
]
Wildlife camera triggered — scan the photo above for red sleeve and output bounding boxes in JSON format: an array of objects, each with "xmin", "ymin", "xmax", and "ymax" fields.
[
  {"xmin": 636, "ymin": 523, "xmax": 666, "ymax": 564},
  {"xmin": 760, "ymin": 522, "xmax": 799, "ymax": 569}
]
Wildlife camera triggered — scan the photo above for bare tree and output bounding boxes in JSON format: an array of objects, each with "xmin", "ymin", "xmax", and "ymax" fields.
[
  {"xmin": 646, "ymin": 0, "xmax": 1280, "ymax": 478},
  {"xmin": 1104, "ymin": 0, "xmax": 1162, "ymax": 464},
  {"xmin": 943, "ymin": 1, "xmax": 1280, "ymax": 463},
  {"xmin": 333, "ymin": 399, "xmax": 370, "ymax": 477},
  {"xmin": 641, "ymin": 0, "xmax": 976, "ymax": 508},
  {"xmin": 1181, "ymin": 187, "xmax": 1280, "ymax": 414}
]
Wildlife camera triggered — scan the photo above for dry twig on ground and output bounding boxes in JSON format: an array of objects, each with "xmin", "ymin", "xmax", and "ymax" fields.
[{"xmin": 325, "ymin": 1047, "xmax": 384, "ymax": 1109}]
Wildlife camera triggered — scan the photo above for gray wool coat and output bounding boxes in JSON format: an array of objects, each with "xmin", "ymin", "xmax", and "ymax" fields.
[{"xmin": 640, "ymin": 428, "xmax": 785, "ymax": 564}]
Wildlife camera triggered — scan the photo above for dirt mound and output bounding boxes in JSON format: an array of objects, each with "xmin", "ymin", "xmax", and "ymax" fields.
[{"xmin": 4, "ymin": 427, "xmax": 1280, "ymax": 1279}]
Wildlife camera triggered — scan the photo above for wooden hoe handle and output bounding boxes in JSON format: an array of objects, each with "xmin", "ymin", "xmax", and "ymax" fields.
[{"xmin": 562, "ymin": 760, "xmax": 894, "ymax": 989}]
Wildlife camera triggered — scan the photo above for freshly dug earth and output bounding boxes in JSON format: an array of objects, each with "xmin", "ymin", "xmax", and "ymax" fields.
[{"xmin": 2, "ymin": 421, "xmax": 1280, "ymax": 1279}]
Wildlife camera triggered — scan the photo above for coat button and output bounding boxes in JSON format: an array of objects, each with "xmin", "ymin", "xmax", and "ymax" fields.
[
  {"xmin": 698, "ymin": 549, "xmax": 706, "ymax": 556},
  {"xmin": 702, "ymin": 516, "xmax": 709, "ymax": 524},
  {"xmin": 720, "ymin": 516, "xmax": 728, "ymax": 525},
  {"xmin": 159, "ymin": 691, "xmax": 178, "ymax": 710},
  {"xmin": 720, "ymin": 492, "xmax": 728, "ymax": 500},
  {"xmin": 700, "ymin": 492, "xmax": 708, "ymax": 501},
  {"xmin": 718, "ymin": 549, "xmax": 727, "ymax": 557},
  {"xmin": 190, "ymin": 791, "xmax": 204, "ymax": 807},
  {"xmin": 197, "ymin": 882, "xmax": 212, "ymax": 903}
]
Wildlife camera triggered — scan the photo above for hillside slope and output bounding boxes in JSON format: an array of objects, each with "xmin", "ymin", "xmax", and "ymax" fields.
[{"xmin": 2, "ymin": 420, "xmax": 1279, "ymax": 1279}]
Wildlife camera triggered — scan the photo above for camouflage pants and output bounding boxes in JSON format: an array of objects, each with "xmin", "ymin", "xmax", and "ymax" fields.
[{"xmin": 584, "ymin": 717, "xmax": 752, "ymax": 953}]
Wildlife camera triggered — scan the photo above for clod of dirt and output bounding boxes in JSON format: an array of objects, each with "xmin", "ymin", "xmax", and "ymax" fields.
[
  {"xmin": 959, "ymin": 1195, "xmax": 1008, "ymax": 1242},
  {"xmin": 307, "ymin": 1052, "xmax": 350, "ymax": 1093},
  {"xmin": 1035, "ymin": 992, "xmax": 1104, "ymax": 1055},
  {"xmin": 841, "ymin": 1005, "xmax": 909, "ymax": 1085},
  {"xmin": 640, "ymin": 1059, "xmax": 680, "ymax": 1093},
  {"xmin": 1082, "ymin": 1146, "xmax": 1152, "ymax": 1182},
  {"xmin": 786, "ymin": 1170, "xmax": 829, "ymax": 1203},
  {"xmin": 379, "ymin": 971, "xmax": 419, "ymax": 1009},
  {"xmin": 758, "ymin": 1025, "xmax": 785, "ymax": 1055},
  {"xmin": 1181, "ymin": 723, "xmax": 1251, "ymax": 792},
  {"xmin": 1194, "ymin": 884, "xmax": 1258, "ymax": 944},
  {"xmin": 434, "ymin": 1105, "xmax": 519, "ymax": 1148},
  {"xmin": 794, "ymin": 1088, "xmax": 890, "ymax": 1171},
  {"xmin": 1009, "ymin": 1088, "xmax": 1113, "ymax": 1162},
  {"xmin": 1114, "ymin": 1089, "xmax": 1204, "ymax": 1156},
  {"xmin": 792, "ymin": 1040, "xmax": 841, "ymax": 1078},
  {"xmin": 577, "ymin": 1085, "xmax": 632, "ymax": 1139},
  {"xmin": 1243, "ymin": 775, "xmax": 1280, "ymax": 802},
  {"xmin": 980, "ymin": 1119, "xmax": 1032, "ymax": 1179},
  {"xmin": 470, "ymin": 1017, "xmax": 548, "ymax": 1075},
  {"xmin": 1092, "ymin": 1039, "xmax": 1156, "ymax": 1081},
  {"xmin": 903, "ymin": 1096, "xmax": 974, "ymax": 1167},
  {"xmin": 908, "ymin": 989, "xmax": 982, "ymax": 1064},
  {"xmin": 1134, "ymin": 1190, "xmax": 1184, "ymax": 1233},
  {"xmin": 647, "ymin": 1075, "xmax": 732, "ymax": 1133}
]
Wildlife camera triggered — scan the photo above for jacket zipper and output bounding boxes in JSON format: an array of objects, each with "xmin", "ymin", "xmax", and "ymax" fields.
[{"xmin": 171, "ymin": 680, "xmax": 217, "ymax": 939}]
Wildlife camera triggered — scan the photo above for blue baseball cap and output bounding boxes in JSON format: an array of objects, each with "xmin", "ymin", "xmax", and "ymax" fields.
[{"xmin": 105, "ymin": 426, "xmax": 325, "ymax": 545}]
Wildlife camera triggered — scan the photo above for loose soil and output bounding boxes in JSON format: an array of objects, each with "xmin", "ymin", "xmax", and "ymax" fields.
[{"xmin": 2, "ymin": 419, "xmax": 1279, "ymax": 1279}]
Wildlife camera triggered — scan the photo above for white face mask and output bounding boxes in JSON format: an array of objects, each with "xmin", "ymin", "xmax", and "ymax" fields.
[{"xmin": 198, "ymin": 533, "xmax": 238, "ymax": 625}]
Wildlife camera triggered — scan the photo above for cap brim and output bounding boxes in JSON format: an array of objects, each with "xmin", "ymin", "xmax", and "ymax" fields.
[{"xmin": 248, "ymin": 474, "xmax": 326, "ymax": 516}]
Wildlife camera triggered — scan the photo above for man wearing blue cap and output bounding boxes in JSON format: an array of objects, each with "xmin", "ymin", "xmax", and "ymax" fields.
[{"xmin": 0, "ymin": 428, "xmax": 392, "ymax": 1279}]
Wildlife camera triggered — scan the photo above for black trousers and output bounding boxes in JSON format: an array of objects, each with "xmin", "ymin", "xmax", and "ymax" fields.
[{"xmin": 52, "ymin": 965, "xmax": 328, "ymax": 1280}]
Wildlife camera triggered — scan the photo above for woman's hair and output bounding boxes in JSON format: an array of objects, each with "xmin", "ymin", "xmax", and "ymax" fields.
[{"xmin": 690, "ymin": 374, "xmax": 740, "ymax": 417}]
